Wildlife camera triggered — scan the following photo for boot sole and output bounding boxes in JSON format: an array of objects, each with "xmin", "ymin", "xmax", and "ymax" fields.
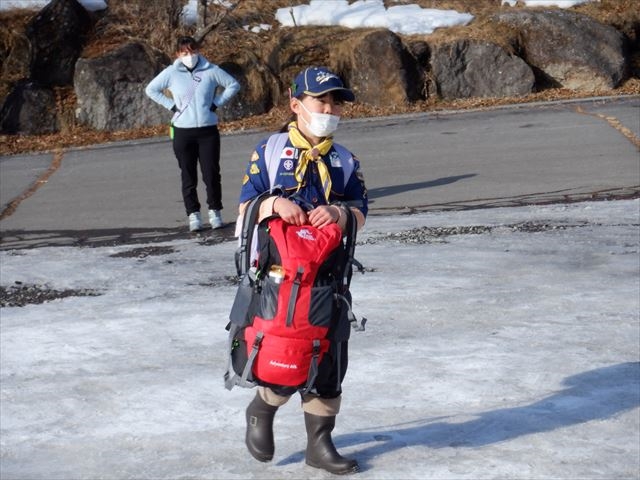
[
  {"xmin": 306, "ymin": 460, "xmax": 360, "ymax": 475},
  {"xmin": 248, "ymin": 450, "xmax": 273, "ymax": 463}
]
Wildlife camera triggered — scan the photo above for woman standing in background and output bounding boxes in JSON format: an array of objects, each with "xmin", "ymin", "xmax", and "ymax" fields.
[{"xmin": 146, "ymin": 36, "xmax": 240, "ymax": 232}]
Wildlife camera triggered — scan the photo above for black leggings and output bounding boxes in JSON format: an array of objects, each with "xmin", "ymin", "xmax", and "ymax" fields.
[{"xmin": 172, "ymin": 125, "xmax": 222, "ymax": 215}]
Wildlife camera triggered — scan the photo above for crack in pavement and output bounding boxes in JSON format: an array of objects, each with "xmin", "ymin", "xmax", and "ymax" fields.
[
  {"xmin": 574, "ymin": 104, "xmax": 640, "ymax": 149},
  {"xmin": 0, "ymin": 150, "xmax": 64, "ymax": 220}
]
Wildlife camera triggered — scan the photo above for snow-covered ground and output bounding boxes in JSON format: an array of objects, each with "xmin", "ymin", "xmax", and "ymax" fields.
[{"xmin": 1, "ymin": 199, "xmax": 638, "ymax": 479}]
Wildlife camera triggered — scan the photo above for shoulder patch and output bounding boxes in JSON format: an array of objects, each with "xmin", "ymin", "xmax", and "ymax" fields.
[
  {"xmin": 251, "ymin": 151, "xmax": 259, "ymax": 162},
  {"xmin": 329, "ymin": 151, "xmax": 342, "ymax": 167},
  {"xmin": 250, "ymin": 164, "xmax": 261, "ymax": 175}
]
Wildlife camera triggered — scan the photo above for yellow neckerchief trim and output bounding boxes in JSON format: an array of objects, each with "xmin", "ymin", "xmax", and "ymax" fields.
[{"xmin": 287, "ymin": 122, "xmax": 333, "ymax": 202}]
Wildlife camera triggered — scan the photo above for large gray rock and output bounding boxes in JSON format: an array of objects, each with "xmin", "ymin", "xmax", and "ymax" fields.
[
  {"xmin": 26, "ymin": 0, "xmax": 93, "ymax": 86},
  {"xmin": 217, "ymin": 51, "xmax": 280, "ymax": 122},
  {"xmin": 431, "ymin": 40, "xmax": 535, "ymax": 99},
  {"xmin": 494, "ymin": 10, "xmax": 627, "ymax": 91},
  {"xmin": 0, "ymin": 80, "xmax": 58, "ymax": 134},
  {"xmin": 74, "ymin": 42, "xmax": 169, "ymax": 131},
  {"xmin": 264, "ymin": 29, "xmax": 333, "ymax": 104},
  {"xmin": 263, "ymin": 29, "xmax": 423, "ymax": 108},
  {"xmin": 334, "ymin": 29, "xmax": 424, "ymax": 106}
]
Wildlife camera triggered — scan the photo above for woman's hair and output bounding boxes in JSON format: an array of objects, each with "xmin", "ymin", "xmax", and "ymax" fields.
[{"xmin": 176, "ymin": 36, "xmax": 199, "ymax": 52}]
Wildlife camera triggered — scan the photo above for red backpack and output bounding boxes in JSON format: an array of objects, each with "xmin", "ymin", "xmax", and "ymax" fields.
[{"xmin": 224, "ymin": 193, "xmax": 361, "ymax": 393}]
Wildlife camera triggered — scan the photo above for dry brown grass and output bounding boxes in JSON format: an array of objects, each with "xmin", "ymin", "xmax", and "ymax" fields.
[
  {"xmin": 0, "ymin": 0, "xmax": 638, "ymax": 156},
  {"xmin": 575, "ymin": 0, "xmax": 640, "ymax": 38},
  {"xmin": 0, "ymin": 10, "xmax": 32, "ymax": 102}
]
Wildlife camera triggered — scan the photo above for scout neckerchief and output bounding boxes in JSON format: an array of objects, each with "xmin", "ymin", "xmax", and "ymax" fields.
[{"xmin": 287, "ymin": 122, "xmax": 333, "ymax": 202}]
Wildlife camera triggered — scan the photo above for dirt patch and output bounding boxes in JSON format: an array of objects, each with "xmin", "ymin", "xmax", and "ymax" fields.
[
  {"xmin": 0, "ymin": 281, "xmax": 102, "ymax": 307},
  {"xmin": 362, "ymin": 220, "xmax": 592, "ymax": 244},
  {"xmin": 109, "ymin": 245, "xmax": 177, "ymax": 258}
]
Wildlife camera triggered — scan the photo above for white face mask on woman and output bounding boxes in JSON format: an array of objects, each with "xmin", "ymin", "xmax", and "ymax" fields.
[
  {"xmin": 180, "ymin": 53, "xmax": 198, "ymax": 69},
  {"xmin": 298, "ymin": 100, "xmax": 341, "ymax": 137}
]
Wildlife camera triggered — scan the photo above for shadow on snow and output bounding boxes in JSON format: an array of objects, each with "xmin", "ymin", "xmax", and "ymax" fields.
[{"xmin": 278, "ymin": 362, "xmax": 640, "ymax": 470}]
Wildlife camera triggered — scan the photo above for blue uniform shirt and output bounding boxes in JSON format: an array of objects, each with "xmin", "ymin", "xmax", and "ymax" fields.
[{"xmin": 239, "ymin": 134, "xmax": 368, "ymax": 216}]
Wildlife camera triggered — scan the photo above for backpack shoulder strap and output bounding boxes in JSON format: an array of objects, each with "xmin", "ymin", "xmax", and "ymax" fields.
[
  {"xmin": 333, "ymin": 203, "xmax": 367, "ymax": 332},
  {"xmin": 332, "ymin": 143, "xmax": 355, "ymax": 189},
  {"xmin": 340, "ymin": 204, "xmax": 358, "ymax": 290},
  {"xmin": 235, "ymin": 191, "xmax": 271, "ymax": 276},
  {"xmin": 264, "ymin": 132, "xmax": 289, "ymax": 191}
]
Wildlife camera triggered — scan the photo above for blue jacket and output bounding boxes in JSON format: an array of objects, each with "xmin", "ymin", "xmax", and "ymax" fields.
[{"xmin": 145, "ymin": 55, "xmax": 240, "ymax": 128}]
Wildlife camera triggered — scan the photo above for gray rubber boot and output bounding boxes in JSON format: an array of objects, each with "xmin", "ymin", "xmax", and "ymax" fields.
[
  {"xmin": 304, "ymin": 413, "xmax": 359, "ymax": 475},
  {"xmin": 245, "ymin": 392, "xmax": 278, "ymax": 462}
]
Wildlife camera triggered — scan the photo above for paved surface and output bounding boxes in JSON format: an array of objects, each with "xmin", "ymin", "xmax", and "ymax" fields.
[{"xmin": 1, "ymin": 96, "xmax": 638, "ymax": 250}]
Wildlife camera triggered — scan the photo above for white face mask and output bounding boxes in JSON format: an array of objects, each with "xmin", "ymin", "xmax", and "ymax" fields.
[
  {"xmin": 299, "ymin": 100, "xmax": 340, "ymax": 137},
  {"xmin": 180, "ymin": 53, "xmax": 198, "ymax": 69}
]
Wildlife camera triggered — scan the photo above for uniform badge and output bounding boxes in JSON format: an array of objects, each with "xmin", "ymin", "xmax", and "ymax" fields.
[
  {"xmin": 250, "ymin": 151, "xmax": 259, "ymax": 162},
  {"xmin": 281, "ymin": 147, "xmax": 296, "ymax": 159},
  {"xmin": 242, "ymin": 174, "xmax": 249, "ymax": 185},
  {"xmin": 283, "ymin": 159, "xmax": 294, "ymax": 171},
  {"xmin": 250, "ymin": 164, "xmax": 260, "ymax": 175},
  {"xmin": 330, "ymin": 151, "xmax": 342, "ymax": 167}
]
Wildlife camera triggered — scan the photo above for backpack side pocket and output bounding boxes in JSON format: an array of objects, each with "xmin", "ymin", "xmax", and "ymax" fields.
[
  {"xmin": 257, "ymin": 276, "xmax": 280, "ymax": 320},
  {"xmin": 229, "ymin": 274, "xmax": 257, "ymax": 327},
  {"xmin": 309, "ymin": 285, "xmax": 335, "ymax": 328}
]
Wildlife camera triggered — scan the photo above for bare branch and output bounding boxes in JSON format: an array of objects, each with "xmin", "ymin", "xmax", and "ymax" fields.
[
  {"xmin": 193, "ymin": 0, "xmax": 242, "ymax": 44},
  {"xmin": 197, "ymin": 0, "xmax": 207, "ymax": 30},
  {"xmin": 289, "ymin": 7, "xmax": 297, "ymax": 27}
]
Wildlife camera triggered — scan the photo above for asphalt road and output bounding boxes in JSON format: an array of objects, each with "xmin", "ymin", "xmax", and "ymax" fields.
[{"xmin": 1, "ymin": 96, "xmax": 638, "ymax": 249}]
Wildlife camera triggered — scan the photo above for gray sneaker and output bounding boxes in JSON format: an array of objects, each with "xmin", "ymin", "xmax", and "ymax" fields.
[
  {"xmin": 189, "ymin": 212, "xmax": 203, "ymax": 232},
  {"xmin": 209, "ymin": 209, "xmax": 223, "ymax": 229}
]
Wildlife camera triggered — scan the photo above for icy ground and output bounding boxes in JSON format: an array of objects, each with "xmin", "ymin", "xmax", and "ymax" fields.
[{"xmin": 1, "ymin": 199, "xmax": 639, "ymax": 479}]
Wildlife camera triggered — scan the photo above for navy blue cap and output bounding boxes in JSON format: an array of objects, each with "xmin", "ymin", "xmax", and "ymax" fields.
[{"xmin": 291, "ymin": 67, "xmax": 355, "ymax": 102}]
